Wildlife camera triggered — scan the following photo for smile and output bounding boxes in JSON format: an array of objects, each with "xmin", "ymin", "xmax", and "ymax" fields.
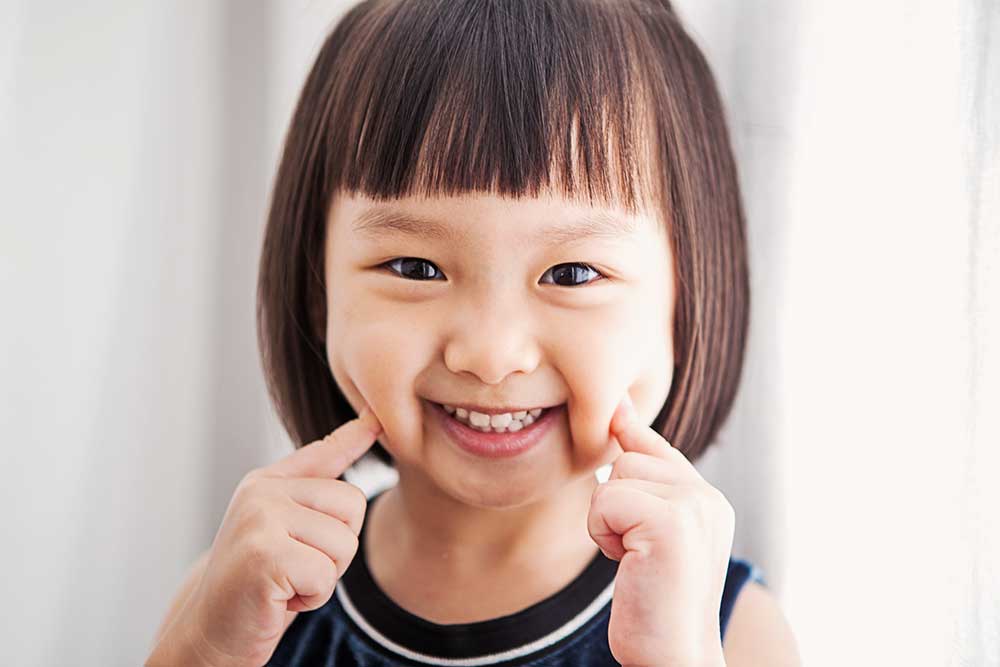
[
  {"xmin": 440, "ymin": 404, "xmax": 549, "ymax": 433},
  {"xmin": 426, "ymin": 400, "xmax": 564, "ymax": 459}
]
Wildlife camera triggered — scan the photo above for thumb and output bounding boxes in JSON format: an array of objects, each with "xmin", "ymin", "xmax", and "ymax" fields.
[{"xmin": 269, "ymin": 404, "xmax": 383, "ymax": 479}]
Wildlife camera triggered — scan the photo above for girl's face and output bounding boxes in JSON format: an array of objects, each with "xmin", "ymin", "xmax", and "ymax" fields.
[{"xmin": 323, "ymin": 190, "xmax": 675, "ymax": 507}]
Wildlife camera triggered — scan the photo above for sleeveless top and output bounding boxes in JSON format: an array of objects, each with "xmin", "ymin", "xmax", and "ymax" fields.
[{"xmin": 266, "ymin": 489, "xmax": 766, "ymax": 667}]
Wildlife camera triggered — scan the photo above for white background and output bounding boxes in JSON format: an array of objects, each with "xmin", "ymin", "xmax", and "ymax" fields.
[{"xmin": 1, "ymin": 1, "xmax": 997, "ymax": 665}]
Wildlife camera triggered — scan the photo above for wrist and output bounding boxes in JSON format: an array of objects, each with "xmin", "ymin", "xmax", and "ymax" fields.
[
  {"xmin": 145, "ymin": 618, "xmax": 247, "ymax": 667},
  {"xmin": 652, "ymin": 657, "xmax": 726, "ymax": 667},
  {"xmin": 654, "ymin": 637, "xmax": 726, "ymax": 667},
  {"xmin": 670, "ymin": 652, "xmax": 726, "ymax": 667}
]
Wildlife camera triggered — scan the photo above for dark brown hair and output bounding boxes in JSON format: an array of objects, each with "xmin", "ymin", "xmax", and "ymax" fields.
[{"xmin": 257, "ymin": 0, "xmax": 749, "ymax": 468}]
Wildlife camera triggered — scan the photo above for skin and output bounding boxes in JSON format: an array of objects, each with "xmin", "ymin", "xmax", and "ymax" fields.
[{"xmin": 321, "ymin": 189, "xmax": 675, "ymax": 618}]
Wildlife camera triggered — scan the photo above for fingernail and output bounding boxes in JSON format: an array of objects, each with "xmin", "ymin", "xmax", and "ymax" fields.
[
  {"xmin": 611, "ymin": 394, "xmax": 635, "ymax": 432},
  {"xmin": 358, "ymin": 404, "xmax": 382, "ymax": 436}
]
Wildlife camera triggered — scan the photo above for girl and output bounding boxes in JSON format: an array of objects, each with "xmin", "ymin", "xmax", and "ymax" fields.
[{"xmin": 148, "ymin": 1, "xmax": 800, "ymax": 665}]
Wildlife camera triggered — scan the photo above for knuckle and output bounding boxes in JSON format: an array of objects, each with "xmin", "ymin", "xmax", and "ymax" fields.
[
  {"xmin": 236, "ymin": 497, "xmax": 274, "ymax": 532},
  {"xmin": 716, "ymin": 487, "xmax": 735, "ymax": 512},
  {"xmin": 342, "ymin": 530, "xmax": 360, "ymax": 562},
  {"xmin": 715, "ymin": 491, "xmax": 736, "ymax": 523},
  {"xmin": 241, "ymin": 533, "xmax": 278, "ymax": 573},
  {"xmin": 324, "ymin": 557, "xmax": 340, "ymax": 588},
  {"xmin": 335, "ymin": 481, "xmax": 368, "ymax": 531},
  {"xmin": 591, "ymin": 481, "xmax": 613, "ymax": 505},
  {"xmin": 698, "ymin": 485, "xmax": 731, "ymax": 515},
  {"xmin": 294, "ymin": 553, "xmax": 338, "ymax": 608},
  {"xmin": 235, "ymin": 469, "xmax": 269, "ymax": 500},
  {"xmin": 242, "ymin": 467, "xmax": 268, "ymax": 485},
  {"xmin": 242, "ymin": 541, "xmax": 288, "ymax": 606},
  {"xmin": 345, "ymin": 482, "xmax": 368, "ymax": 509}
]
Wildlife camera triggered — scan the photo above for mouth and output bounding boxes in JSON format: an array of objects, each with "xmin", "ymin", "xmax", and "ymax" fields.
[
  {"xmin": 425, "ymin": 399, "xmax": 564, "ymax": 459},
  {"xmin": 439, "ymin": 403, "xmax": 553, "ymax": 432}
]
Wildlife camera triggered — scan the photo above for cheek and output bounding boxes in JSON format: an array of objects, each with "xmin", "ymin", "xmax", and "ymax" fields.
[
  {"xmin": 323, "ymin": 263, "xmax": 675, "ymax": 470},
  {"xmin": 555, "ymin": 297, "xmax": 673, "ymax": 468},
  {"xmin": 325, "ymin": 288, "xmax": 434, "ymax": 453}
]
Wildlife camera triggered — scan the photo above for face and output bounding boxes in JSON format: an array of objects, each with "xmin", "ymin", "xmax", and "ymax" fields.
[{"xmin": 323, "ymin": 190, "xmax": 675, "ymax": 508}]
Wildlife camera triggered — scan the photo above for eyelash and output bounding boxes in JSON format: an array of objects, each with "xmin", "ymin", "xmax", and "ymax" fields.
[{"xmin": 379, "ymin": 258, "xmax": 607, "ymax": 287}]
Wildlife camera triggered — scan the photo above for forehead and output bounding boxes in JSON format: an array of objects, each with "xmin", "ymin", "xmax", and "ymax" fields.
[{"xmin": 330, "ymin": 191, "xmax": 659, "ymax": 246}]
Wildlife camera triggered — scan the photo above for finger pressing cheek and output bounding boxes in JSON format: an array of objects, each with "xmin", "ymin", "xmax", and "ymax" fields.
[{"xmin": 609, "ymin": 393, "xmax": 704, "ymax": 483}]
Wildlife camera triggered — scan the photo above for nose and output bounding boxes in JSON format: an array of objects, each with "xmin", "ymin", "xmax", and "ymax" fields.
[{"xmin": 442, "ymin": 293, "xmax": 542, "ymax": 385}]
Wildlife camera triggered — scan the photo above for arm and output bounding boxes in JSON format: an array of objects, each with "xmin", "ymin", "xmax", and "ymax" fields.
[
  {"xmin": 151, "ymin": 549, "xmax": 211, "ymax": 647},
  {"xmin": 722, "ymin": 581, "xmax": 802, "ymax": 667}
]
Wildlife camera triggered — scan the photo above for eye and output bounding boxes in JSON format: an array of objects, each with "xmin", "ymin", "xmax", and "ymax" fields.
[
  {"xmin": 381, "ymin": 257, "xmax": 444, "ymax": 281},
  {"xmin": 379, "ymin": 258, "xmax": 605, "ymax": 287},
  {"xmin": 540, "ymin": 263, "xmax": 606, "ymax": 287}
]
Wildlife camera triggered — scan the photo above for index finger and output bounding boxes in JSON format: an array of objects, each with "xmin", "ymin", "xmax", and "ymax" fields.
[
  {"xmin": 268, "ymin": 405, "xmax": 383, "ymax": 479},
  {"xmin": 610, "ymin": 394, "xmax": 691, "ymax": 465}
]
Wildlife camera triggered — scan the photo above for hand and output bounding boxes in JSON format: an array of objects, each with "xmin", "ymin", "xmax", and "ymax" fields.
[
  {"xmin": 150, "ymin": 406, "xmax": 383, "ymax": 667},
  {"xmin": 588, "ymin": 393, "xmax": 734, "ymax": 667}
]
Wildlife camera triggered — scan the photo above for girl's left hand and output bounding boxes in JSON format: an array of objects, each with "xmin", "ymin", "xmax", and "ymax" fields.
[{"xmin": 588, "ymin": 393, "xmax": 735, "ymax": 667}]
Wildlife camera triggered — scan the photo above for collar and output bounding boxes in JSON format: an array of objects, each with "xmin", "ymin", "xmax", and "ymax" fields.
[{"xmin": 336, "ymin": 490, "xmax": 618, "ymax": 665}]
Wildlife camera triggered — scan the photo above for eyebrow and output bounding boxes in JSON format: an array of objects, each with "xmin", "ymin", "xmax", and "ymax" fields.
[{"xmin": 351, "ymin": 207, "xmax": 639, "ymax": 245}]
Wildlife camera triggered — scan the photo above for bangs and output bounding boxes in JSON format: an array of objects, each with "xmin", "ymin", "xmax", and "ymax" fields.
[
  {"xmin": 260, "ymin": 0, "xmax": 749, "ymax": 464},
  {"xmin": 320, "ymin": 0, "xmax": 661, "ymax": 214}
]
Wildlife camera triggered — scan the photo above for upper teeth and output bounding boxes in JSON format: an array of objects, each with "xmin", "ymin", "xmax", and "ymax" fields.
[{"xmin": 443, "ymin": 405, "xmax": 544, "ymax": 432}]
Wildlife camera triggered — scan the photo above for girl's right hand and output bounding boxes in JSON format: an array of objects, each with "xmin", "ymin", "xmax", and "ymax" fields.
[{"xmin": 152, "ymin": 406, "xmax": 383, "ymax": 667}]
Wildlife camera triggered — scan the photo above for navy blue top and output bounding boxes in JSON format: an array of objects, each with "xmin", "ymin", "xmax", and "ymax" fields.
[{"xmin": 266, "ymin": 489, "xmax": 765, "ymax": 666}]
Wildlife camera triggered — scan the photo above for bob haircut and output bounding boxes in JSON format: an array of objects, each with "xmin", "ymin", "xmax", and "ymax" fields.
[{"xmin": 257, "ymin": 0, "xmax": 750, "ymax": 470}]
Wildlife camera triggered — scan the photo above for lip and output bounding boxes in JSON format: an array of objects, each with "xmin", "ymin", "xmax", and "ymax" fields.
[{"xmin": 427, "ymin": 399, "xmax": 563, "ymax": 459}]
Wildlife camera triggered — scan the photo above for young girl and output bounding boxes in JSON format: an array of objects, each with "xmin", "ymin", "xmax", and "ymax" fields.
[{"xmin": 148, "ymin": 1, "xmax": 800, "ymax": 665}]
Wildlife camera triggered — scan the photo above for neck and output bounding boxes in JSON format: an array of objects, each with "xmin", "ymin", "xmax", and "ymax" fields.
[{"xmin": 372, "ymin": 466, "xmax": 600, "ymax": 573}]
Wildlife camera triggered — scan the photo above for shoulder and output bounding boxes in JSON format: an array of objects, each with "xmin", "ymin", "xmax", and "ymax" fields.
[{"xmin": 722, "ymin": 580, "xmax": 802, "ymax": 667}]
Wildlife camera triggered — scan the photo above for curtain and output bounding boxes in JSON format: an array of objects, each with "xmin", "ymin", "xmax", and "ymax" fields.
[{"xmin": 1, "ymin": 1, "xmax": 995, "ymax": 665}]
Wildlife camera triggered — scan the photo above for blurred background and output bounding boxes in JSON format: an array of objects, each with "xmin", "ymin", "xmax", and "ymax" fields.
[{"xmin": 1, "ymin": 1, "xmax": 997, "ymax": 665}]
